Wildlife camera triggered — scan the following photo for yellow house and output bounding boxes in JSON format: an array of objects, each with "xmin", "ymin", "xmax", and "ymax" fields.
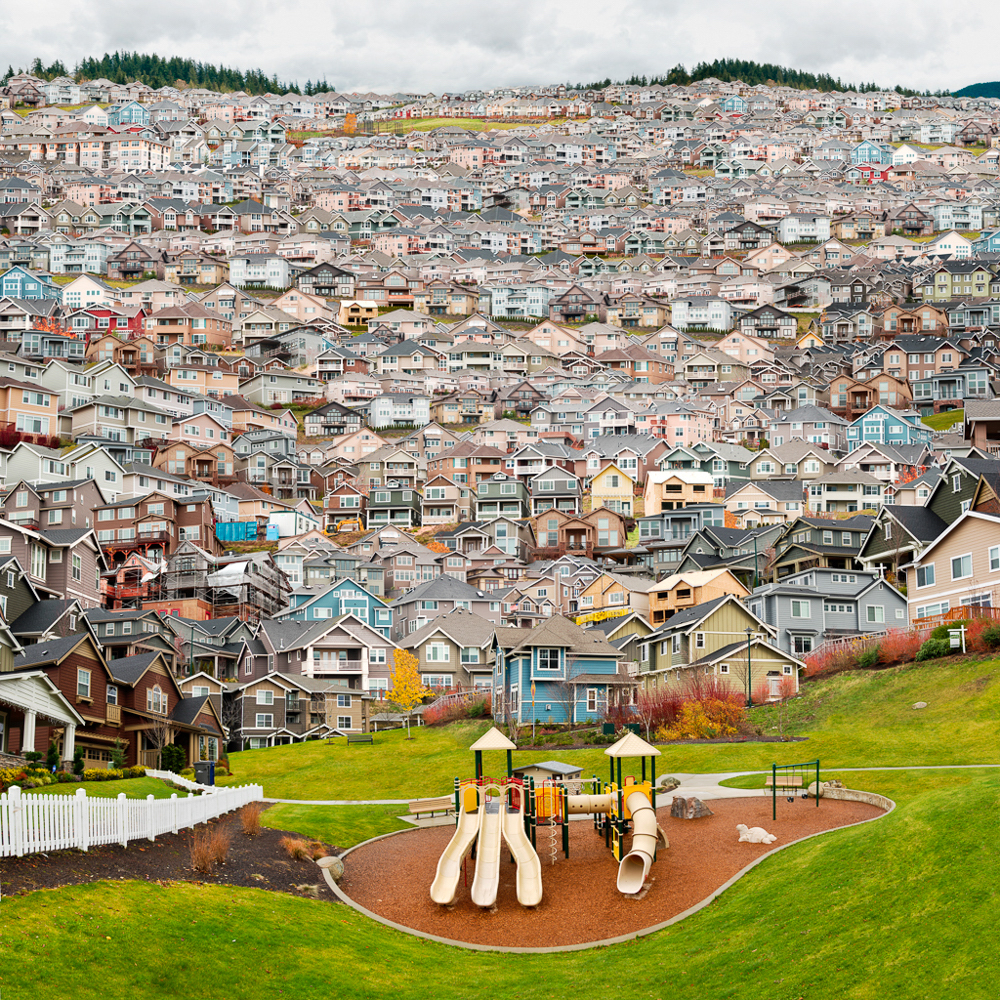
[
  {"xmin": 590, "ymin": 463, "xmax": 636, "ymax": 516},
  {"xmin": 795, "ymin": 329, "xmax": 823, "ymax": 349},
  {"xmin": 576, "ymin": 572, "xmax": 654, "ymax": 618},
  {"xmin": 646, "ymin": 569, "xmax": 750, "ymax": 626}
]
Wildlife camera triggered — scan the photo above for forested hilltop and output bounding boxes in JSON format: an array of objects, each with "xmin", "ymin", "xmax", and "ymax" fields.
[
  {"xmin": 3, "ymin": 52, "xmax": 337, "ymax": 95},
  {"xmin": 571, "ymin": 58, "xmax": 934, "ymax": 96}
]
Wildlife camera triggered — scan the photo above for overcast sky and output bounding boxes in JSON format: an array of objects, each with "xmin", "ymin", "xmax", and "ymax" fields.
[{"xmin": 6, "ymin": 0, "xmax": 993, "ymax": 94}]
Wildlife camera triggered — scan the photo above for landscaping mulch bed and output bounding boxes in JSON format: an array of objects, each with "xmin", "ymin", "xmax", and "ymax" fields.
[
  {"xmin": 0, "ymin": 813, "xmax": 343, "ymax": 902},
  {"xmin": 340, "ymin": 796, "xmax": 885, "ymax": 948}
]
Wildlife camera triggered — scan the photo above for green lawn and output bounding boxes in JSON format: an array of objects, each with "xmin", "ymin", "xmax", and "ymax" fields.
[
  {"xmin": 2, "ymin": 767, "xmax": 996, "ymax": 999},
  {"xmin": 23, "ymin": 777, "xmax": 187, "ymax": 799},
  {"xmin": 262, "ymin": 802, "xmax": 410, "ymax": 846},
  {"xmin": 221, "ymin": 658, "xmax": 1000, "ymax": 802},
  {"xmin": 921, "ymin": 408, "xmax": 964, "ymax": 431}
]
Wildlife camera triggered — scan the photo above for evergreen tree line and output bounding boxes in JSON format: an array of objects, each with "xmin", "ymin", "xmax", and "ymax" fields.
[
  {"xmin": 567, "ymin": 58, "xmax": 932, "ymax": 97},
  {"xmin": 2, "ymin": 51, "xmax": 339, "ymax": 96}
]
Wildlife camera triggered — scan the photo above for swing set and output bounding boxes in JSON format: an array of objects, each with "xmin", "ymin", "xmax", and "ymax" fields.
[{"xmin": 767, "ymin": 759, "xmax": 820, "ymax": 820}]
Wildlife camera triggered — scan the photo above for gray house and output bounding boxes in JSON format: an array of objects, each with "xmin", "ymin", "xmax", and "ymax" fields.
[
  {"xmin": 768, "ymin": 405, "xmax": 849, "ymax": 452},
  {"xmin": 529, "ymin": 466, "xmax": 583, "ymax": 516},
  {"xmin": 748, "ymin": 567, "xmax": 907, "ymax": 655},
  {"xmin": 474, "ymin": 472, "xmax": 530, "ymax": 520}
]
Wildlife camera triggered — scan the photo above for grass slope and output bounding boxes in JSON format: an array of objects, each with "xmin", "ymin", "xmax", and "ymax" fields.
[
  {"xmin": 23, "ymin": 777, "xmax": 184, "ymax": 799},
  {"xmin": 223, "ymin": 659, "xmax": 1000, "ymax": 803},
  {"xmin": 2, "ymin": 769, "xmax": 996, "ymax": 1000},
  {"xmin": 921, "ymin": 408, "xmax": 964, "ymax": 431}
]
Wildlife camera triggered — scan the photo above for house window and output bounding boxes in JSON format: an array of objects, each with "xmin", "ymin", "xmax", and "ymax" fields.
[
  {"xmin": 951, "ymin": 554, "xmax": 973, "ymax": 580},
  {"xmin": 916, "ymin": 564, "xmax": 935, "ymax": 588},
  {"xmin": 586, "ymin": 688, "xmax": 598, "ymax": 713},
  {"xmin": 148, "ymin": 686, "xmax": 166, "ymax": 713},
  {"xmin": 537, "ymin": 648, "xmax": 560, "ymax": 671},
  {"xmin": 255, "ymin": 714, "xmax": 273, "ymax": 728},
  {"xmin": 461, "ymin": 647, "xmax": 480, "ymax": 664},
  {"xmin": 257, "ymin": 690, "xmax": 274, "ymax": 705},
  {"xmin": 866, "ymin": 605, "xmax": 885, "ymax": 624},
  {"xmin": 694, "ymin": 632, "xmax": 705, "ymax": 649},
  {"xmin": 791, "ymin": 600, "xmax": 810, "ymax": 618},
  {"xmin": 426, "ymin": 642, "xmax": 449, "ymax": 662},
  {"xmin": 671, "ymin": 635, "xmax": 681, "ymax": 654},
  {"xmin": 72, "ymin": 554, "xmax": 82, "ymax": 581},
  {"xmin": 719, "ymin": 663, "xmax": 730, "ymax": 674},
  {"xmin": 77, "ymin": 669, "xmax": 91, "ymax": 699},
  {"xmin": 337, "ymin": 694, "xmax": 352, "ymax": 708},
  {"xmin": 107, "ymin": 685, "xmax": 118, "ymax": 706},
  {"xmin": 992, "ymin": 547, "xmax": 1000, "ymax": 572},
  {"xmin": 793, "ymin": 635, "xmax": 813, "ymax": 654}
]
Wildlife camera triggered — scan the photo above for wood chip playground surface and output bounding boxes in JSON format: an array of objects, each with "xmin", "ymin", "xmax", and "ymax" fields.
[{"xmin": 339, "ymin": 796, "xmax": 885, "ymax": 948}]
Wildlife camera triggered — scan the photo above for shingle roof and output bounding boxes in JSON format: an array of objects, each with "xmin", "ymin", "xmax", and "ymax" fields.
[
  {"xmin": 13, "ymin": 633, "xmax": 93, "ymax": 668},
  {"xmin": 9, "ymin": 599, "xmax": 76, "ymax": 635}
]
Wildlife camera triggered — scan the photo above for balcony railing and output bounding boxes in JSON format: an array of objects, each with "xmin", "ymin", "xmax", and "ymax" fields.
[{"xmin": 106, "ymin": 704, "xmax": 121, "ymax": 725}]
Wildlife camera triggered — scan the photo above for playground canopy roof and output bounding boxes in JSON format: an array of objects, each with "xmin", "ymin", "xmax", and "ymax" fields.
[
  {"xmin": 469, "ymin": 726, "xmax": 517, "ymax": 751},
  {"xmin": 605, "ymin": 731, "xmax": 661, "ymax": 758}
]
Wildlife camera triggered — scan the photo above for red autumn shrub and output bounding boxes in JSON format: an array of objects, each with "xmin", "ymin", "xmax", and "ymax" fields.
[
  {"xmin": 877, "ymin": 628, "xmax": 923, "ymax": 666},
  {"xmin": 778, "ymin": 675, "xmax": 797, "ymax": 700},
  {"xmin": 752, "ymin": 679, "xmax": 772, "ymax": 705}
]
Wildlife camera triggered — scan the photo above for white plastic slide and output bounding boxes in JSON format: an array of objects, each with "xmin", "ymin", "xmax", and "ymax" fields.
[
  {"xmin": 501, "ymin": 797, "xmax": 543, "ymax": 907},
  {"xmin": 429, "ymin": 795, "xmax": 480, "ymax": 905},
  {"xmin": 470, "ymin": 799, "xmax": 503, "ymax": 907},
  {"xmin": 616, "ymin": 789, "xmax": 660, "ymax": 894}
]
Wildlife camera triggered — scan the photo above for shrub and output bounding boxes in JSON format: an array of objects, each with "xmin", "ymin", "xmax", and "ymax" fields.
[
  {"xmin": 45, "ymin": 741, "xmax": 61, "ymax": 771},
  {"xmin": 657, "ymin": 697, "xmax": 751, "ymax": 740},
  {"xmin": 240, "ymin": 802, "xmax": 263, "ymax": 837},
  {"xmin": 856, "ymin": 644, "xmax": 881, "ymax": 669},
  {"xmin": 802, "ymin": 645, "xmax": 856, "ymax": 678},
  {"xmin": 280, "ymin": 836, "xmax": 311, "ymax": 860},
  {"xmin": 980, "ymin": 624, "xmax": 1000, "ymax": 650},
  {"xmin": 751, "ymin": 679, "xmax": 772, "ymax": 706},
  {"xmin": 878, "ymin": 629, "xmax": 923, "ymax": 666},
  {"xmin": 190, "ymin": 823, "xmax": 231, "ymax": 873},
  {"xmin": 22, "ymin": 751, "xmax": 43, "ymax": 765},
  {"xmin": 72, "ymin": 747, "xmax": 85, "ymax": 776},
  {"xmin": 110, "ymin": 738, "xmax": 127, "ymax": 770},
  {"xmin": 161, "ymin": 745, "xmax": 186, "ymax": 774},
  {"xmin": 916, "ymin": 636, "xmax": 952, "ymax": 661},
  {"xmin": 930, "ymin": 619, "xmax": 971, "ymax": 641},
  {"xmin": 778, "ymin": 675, "xmax": 797, "ymax": 700}
]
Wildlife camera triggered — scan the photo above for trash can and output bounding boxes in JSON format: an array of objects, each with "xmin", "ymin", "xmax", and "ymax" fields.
[{"xmin": 193, "ymin": 761, "xmax": 215, "ymax": 786}]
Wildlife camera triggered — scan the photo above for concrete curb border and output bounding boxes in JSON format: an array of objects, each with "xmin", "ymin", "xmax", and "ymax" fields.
[{"xmin": 326, "ymin": 789, "xmax": 896, "ymax": 954}]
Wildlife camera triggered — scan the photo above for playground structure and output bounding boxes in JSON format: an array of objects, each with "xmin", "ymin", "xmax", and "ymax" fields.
[{"xmin": 429, "ymin": 728, "xmax": 667, "ymax": 909}]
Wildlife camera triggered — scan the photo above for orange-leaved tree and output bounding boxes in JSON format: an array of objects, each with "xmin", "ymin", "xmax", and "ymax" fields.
[
  {"xmin": 425, "ymin": 540, "xmax": 449, "ymax": 554},
  {"xmin": 388, "ymin": 648, "xmax": 427, "ymax": 739}
]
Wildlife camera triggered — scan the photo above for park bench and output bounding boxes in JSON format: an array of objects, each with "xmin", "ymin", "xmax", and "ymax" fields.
[
  {"xmin": 408, "ymin": 795, "xmax": 456, "ymax": 819},
  {"xmin": 347, "ymin": 734, "xmax": 374, "ymax": 746},
  {"xmin": 764, "ymin": 774, "xmax": 803, "ymax": 790}
]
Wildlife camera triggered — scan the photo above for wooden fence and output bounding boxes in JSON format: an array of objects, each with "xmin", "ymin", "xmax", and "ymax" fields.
[{"xmin": 0, "ymin": 782, "xmax": 263, "ymax": 859}]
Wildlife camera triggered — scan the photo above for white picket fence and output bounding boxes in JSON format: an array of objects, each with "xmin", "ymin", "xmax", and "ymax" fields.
[{"xmin": 0, "ymin": 782, "xmax": 264, "ymax": 859}]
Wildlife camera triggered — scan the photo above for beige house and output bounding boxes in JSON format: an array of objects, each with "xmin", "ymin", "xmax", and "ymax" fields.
[
  {"xmin": 907, "ymin": 511, "xmax": 1000, "ymax": 622},
  {"xmin": 590, "ymin": 463, "xmax": 636, "ymax": 516},
  {"xmin": 576, "ymin": 572, "xmax": 655, "ymax": 619},
  {"xmin": 399, "ymin": 608, "xmax": 496, "ymax": 692},
  {"xmin": 643, "ymin": 470, "xmax": 714, "ymax": 515},
  {"xmin": 646, "ymin": 569, "xmax": 750, "ymax": 626}
]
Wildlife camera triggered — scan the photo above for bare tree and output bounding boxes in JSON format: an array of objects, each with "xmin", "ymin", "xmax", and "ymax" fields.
[
  {"xmin": 632, "ymin": 689, "xmax": 661, "ymax": 743},
  {"xmin": 221, "ymin": 693, "xmax": 243, "ymax": 751},
  {"xmin": 143, "ymin": 715, "xmax": 173, "ymax": 769},
  {"xmin": 504, "ymin": 708, "xmax": 522, "ymax": 745}
]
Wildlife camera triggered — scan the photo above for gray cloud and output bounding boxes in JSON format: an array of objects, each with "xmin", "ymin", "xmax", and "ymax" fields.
[{"xmin": 5, "ymin": 0, "xmax": 995, "ymax": 93}]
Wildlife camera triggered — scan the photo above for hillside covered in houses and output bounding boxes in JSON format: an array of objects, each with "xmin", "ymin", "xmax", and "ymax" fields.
[{"xmin": 0, "ymin": 63, "xmax": 999, "ymax": 762}]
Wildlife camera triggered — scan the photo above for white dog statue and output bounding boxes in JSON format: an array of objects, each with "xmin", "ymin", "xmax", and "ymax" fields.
[{"xmin": 736, "ymin": 823, "xmax": 777, "ymax": 844}]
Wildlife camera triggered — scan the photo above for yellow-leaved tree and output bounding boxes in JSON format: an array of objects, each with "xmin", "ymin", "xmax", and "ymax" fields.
[{"xmin": 389, "ymin": 649, "xmax": 427, "ymax": 739}]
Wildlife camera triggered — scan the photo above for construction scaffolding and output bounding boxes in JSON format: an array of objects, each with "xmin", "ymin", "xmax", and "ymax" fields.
[{"xmin": 155, "ymin": 543, "xmax": 292, "ymax": 623}]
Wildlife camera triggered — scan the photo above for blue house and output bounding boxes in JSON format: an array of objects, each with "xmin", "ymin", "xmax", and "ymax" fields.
[
  {"xmin": 107, "ymin": 101, "xmax": 150, "ymax": 127},
  {"xmin": 850, "ymin": 140, "xmax": 892, "ymax": 165},
  {"xmin": 1, "ymin": 265, "xmax": 60, "ymax": 300},
  {"xmin": 845, "ymin": 405, "xmax": 933, "ymax": 451},
  {"xmin": 276, "ymin": 578, "xmax": 392, "ymax": 638},
  {"xmin": 493, "ymin": 615, "xmax": 629, "ymax": 725},
  {"xmin": 720, "ymin": 95, "xmax": 748, "ymax": 113},
  {"xmin": 972, "ymin": 230, "xmax": 1000, "ymax": 253}
]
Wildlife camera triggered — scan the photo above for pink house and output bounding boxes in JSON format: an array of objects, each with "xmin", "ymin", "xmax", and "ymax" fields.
[
  {"xmin": 167, "ymin": 411, "xmax": 232, "ymax": 445},
  {"xmin": 716, "ymin": 330, "xmax": 775, "ymax": 365},
  {"xmin": 647, "ymin": 406, "xmax": 715, "ymax": 447}
]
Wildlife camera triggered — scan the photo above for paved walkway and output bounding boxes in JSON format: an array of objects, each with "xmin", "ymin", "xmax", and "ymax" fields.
[{"xmin": 263, "ymin": 764, "xmax": 1000, "ymax": 808}]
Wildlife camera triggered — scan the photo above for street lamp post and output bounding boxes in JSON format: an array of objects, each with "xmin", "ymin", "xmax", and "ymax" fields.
[{"xmin": 744, "ymin": 626, "xmax": 754, "ymax": 709}]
